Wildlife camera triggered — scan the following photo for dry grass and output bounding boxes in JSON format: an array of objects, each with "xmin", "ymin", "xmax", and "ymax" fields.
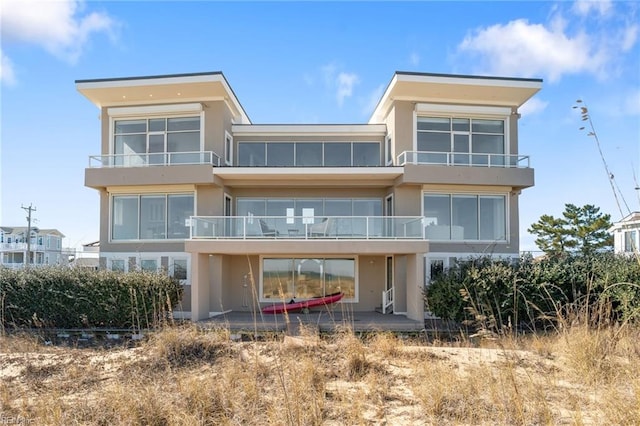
[{"xmin": 1, "ymin": 323, "xmax": 639, "ymax": 425}]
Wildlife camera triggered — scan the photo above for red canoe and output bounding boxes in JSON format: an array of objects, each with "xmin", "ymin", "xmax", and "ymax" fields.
[{"xmin": 262, "ymin": 292, "xmax": 344, "ymax": 314}]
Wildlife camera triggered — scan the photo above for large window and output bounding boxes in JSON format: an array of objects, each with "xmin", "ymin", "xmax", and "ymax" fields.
[
  {"xmin": 237, "ymin": 197, "xmax": 382, "ymax": 237},
  {"xmin": 423, "ymin": 193, "xmax": 506, "ymax": 241},
  {"xmin": 114, "ymin": 116, "xmax": 200, "ymax": 166},
  {"xmin": 417, "ymin": 117, "xmax": 505, "ymax": 165},
  {"xmin": 111, "ymin": 193, "xmax": 194, "ymax": 241},
  {"xmin": 624, "ymin": 230, "xmax": 637, "ymax": 252},
  {"xmin": 262, "ymin": 257, "xmax": 355, "ymax": 301},
  {"xmin": 237, "ymin": 141, "xmax": 380, "ymax": 167}
]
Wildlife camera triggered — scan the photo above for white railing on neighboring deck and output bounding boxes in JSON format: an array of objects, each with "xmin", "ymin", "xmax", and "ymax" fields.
[
  {"xmin": 397, "ymin": 151, "xmax": 530, "ymax": 168},
  {"xmin": 88, "ymin": 151, "xmax": 221, "ymax": 168},
  {"xmin": 382, "ymin": 286, "xmax": 394, "ymax": 314},
  {"xmin": 189, "ymin": 215, "xmax": 427, "ymax": 240}
]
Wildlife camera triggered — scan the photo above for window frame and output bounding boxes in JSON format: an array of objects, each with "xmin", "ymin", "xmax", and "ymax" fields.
[
  {"xmin": 109, "ymin": 111, "xmax": 204, "ymax": 161},
  {"xmin": 422, "ymin": 191, "xmax": 509, "ymax": 242},
  {"xmin": 110, "ymin": 192, "xmax": 195, "ymax": 242},
  {"xmin": 259, "ymin": 255, "xmax": 359, "ymax": 303}
]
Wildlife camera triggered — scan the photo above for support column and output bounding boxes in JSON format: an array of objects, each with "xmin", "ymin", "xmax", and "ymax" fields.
[
  {"xmin": 405, "ymin": 253, "xmax": 425, "ymax": 322},
  {"xmin": 191, "ymin": 253, "xmax": 211, "ymax": 321}
]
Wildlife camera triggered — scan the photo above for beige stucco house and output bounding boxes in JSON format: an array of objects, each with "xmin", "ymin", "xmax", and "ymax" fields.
[{"xmin": 76, "ymin": 71, "xmax": 542, "ymax": 322}]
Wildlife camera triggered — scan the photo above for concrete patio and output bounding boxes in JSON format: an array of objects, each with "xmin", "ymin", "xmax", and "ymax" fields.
[{"xmin": 197, "ymin": 309, "xmax": 427, "ymax": 334}]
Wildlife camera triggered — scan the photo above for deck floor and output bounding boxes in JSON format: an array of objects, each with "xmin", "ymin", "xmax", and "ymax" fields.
[{"xmin": 197, "ymin": 309, "xmax": 427, "ymax": 333}]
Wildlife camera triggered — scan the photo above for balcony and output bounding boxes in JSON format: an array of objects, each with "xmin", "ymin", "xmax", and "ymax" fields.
[
  {"xmin": 397, "ymin": 151, "xmax": 530, "ymax": 168},
  {"xmin": 88, "ymin": 151, "xmax": 221, "ymax": 168},
  {"xmin": 190, "ymin": 216, "xmax": 427, "ymax": 240}
]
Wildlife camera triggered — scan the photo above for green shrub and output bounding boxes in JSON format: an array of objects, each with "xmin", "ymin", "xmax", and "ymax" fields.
[
  {"xmin": 424, "ymin": 253, "xmax": 640, "ymax": 331},
  {"xmin": 0, "ymin": 267, "xmax": 183, "ymax": 329}
]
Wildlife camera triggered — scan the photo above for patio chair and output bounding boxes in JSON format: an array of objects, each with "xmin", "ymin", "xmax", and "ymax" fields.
[
  {"xmin": 308, "ymin": 217, "xmax": 332, "ymax": 237},
  {"xmin": 259, "ymin": 219, "xmax": 279, "ymax": 237}
]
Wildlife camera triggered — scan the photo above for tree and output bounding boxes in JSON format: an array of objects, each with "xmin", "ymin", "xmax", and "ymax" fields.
[{"xmin": 528, "ymin": 203, "xmax": 613, "ymax": 256}]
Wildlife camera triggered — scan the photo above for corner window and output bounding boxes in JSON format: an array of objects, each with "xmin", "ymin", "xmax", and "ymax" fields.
[
  {"xmin": 417, "ymin": 117, "xmax": 505, "ymax": 165},
  {"xmin": 111, "ymin": 193, "xmax": 194, "ymax": 241},
  {"xmin": 114, "ymin": 116, "xmax": 200, "ymax": 166},
  {"xmin": 423, "ymin": 193, "xmax": 506, "ymax": 241}
]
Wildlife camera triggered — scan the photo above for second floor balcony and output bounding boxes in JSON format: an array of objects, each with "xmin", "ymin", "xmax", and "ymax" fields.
[
  {"xmin": 397, "ymin": 151, "xmax": 530, "ymax": 168},
  {"xmin": 190, "ymin": 216, "xmax": 427, "ymax": 240},
  {"xmin": 88, "ymin": 149, "xmax": 530, "ymax": 170},
  {"xmin": 89, "ymin": 151, "xmax": 221, "ymax": 168}
]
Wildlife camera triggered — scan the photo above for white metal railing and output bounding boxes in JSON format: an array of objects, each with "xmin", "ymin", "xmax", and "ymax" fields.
[
  {"xmin": 190, "ymin": 215, "xmax": 426, "ymax": 240},
  {"xmin": 397, "ymin": 151, "xmax": 530, "ymax": 168},
  {"xmin": 382, "ymin": 286, "xmax": 394, "ymax": 314},
  {"xmin": 0, "ymin": 243, "xmax": 46, "ymax": 251},
  {"xmin": 88, "ymin": 151, "xmax": 221, "ymax": 168}
]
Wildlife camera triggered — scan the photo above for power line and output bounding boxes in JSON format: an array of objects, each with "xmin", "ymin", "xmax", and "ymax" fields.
[{"xmin": 20, "ymin": 204, "xmax": 36, "ymax": 267}]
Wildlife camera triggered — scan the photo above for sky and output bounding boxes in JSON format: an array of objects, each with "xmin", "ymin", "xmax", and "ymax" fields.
[{"xmin": 1, "ymin": 0, "xmax": 639, "ymax": 253}]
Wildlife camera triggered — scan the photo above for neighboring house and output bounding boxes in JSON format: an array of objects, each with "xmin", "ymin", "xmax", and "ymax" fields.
[
  {"xmin": 76, "ymin": 71, "xmax": 542, "ymax": 322},
  {"xmin": 0, "ymin": 226, "xmax": 66, "ymax": 268},
  {"xmin": 609, "ymin": 212, "xmax": 640, "ymax": 255},
  {"xmin": 68, "ymin": 241, "xmax": 100, "ymax": 269}
]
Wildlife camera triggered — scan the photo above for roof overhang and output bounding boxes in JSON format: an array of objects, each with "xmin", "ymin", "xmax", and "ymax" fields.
[
  {"xmin": 369, "ymin": 72, "xmax": 543, "ymax": 123},
  {"xmin": 213, "ymin": 167, "xmax": 403, "ymax": 188},
  {"xmin": 76, "ymin": 72, "xmax": 250, "ymax": 124},
  {"xmin": 232, "ymin": 124, "xmax": 387, "ymax": 137}
]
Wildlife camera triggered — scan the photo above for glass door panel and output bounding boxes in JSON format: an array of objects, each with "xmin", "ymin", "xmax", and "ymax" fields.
[{"xmin": 148, "ymin": 133, "xmax": 165, "ymax": 165}]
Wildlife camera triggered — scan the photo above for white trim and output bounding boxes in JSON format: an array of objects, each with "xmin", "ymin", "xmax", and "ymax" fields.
[
  {"xmin": 397, "ymin": 73, "xmax": 542, "ymax": 90},
  {"xmin": 209, "ymin": 310, "xmax": 232, "ymax": 317},
  {"xmin": 232, "ymin": 124, "xmax": 387, "ymax": 136},
  {"xmin": 107, "ymin": 103, "xmax": 203, "ymax": 117},
  {"xmin": 215, "ymin": 167, "xmax": 403, "ymax": 177},
  {"xmin": 416, "ymin": 103, "xmax": 511, "ymax": 117}
]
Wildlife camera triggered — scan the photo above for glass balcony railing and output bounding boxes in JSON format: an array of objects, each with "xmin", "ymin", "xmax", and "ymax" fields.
[
  {"xmin": 88, "ymin": 151, "xmax": 221, "ymax": 168},
  {"xmin": 397, "ymin": 151, "xmax": 530, "ymax": 168},
  {"xmin": 190, "ymin": 216, "xmax": 427, "ymax": 239}
]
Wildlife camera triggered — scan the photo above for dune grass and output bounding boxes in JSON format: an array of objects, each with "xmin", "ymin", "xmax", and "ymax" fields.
[{"xmin": 1, "ymin": 322, "xmax": 639, "ymax": 425}]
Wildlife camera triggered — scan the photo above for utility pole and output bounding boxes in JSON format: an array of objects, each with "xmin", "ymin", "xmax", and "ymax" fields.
[{"xmin": 21, "ymin": 204, "xmax": 36, "ymax": 267}]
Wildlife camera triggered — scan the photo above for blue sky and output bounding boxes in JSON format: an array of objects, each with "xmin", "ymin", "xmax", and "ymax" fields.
[{"xmin": 1, "ymin": 0, "xmax": 639, "ymax": 252}]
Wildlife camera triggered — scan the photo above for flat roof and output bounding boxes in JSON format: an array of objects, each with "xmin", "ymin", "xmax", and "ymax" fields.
[
  {"xmin": 369, "ymin": 71, "xmax": 543, "ymax": 123},
  {"xmin": 76, "ymin": 71, "xmax": 251, "ymax": 124}
]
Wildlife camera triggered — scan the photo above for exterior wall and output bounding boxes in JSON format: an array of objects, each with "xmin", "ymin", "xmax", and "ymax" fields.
[
  {"xmin": 391, "ymin": 101, "xmax": 415, "ymax": 156},
  {"xmin": 206, "ymin": 254, "xmax": 387, "ymax": 312}
]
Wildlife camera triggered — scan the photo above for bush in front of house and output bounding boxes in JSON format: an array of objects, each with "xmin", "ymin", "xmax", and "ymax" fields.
[
  {"xmin": 424, "ymin": 252, "xmax": 640, "ymax": 332},
  {"xmin": 0, "ymin": 267, "xmax": 183, "ymax": 329}
]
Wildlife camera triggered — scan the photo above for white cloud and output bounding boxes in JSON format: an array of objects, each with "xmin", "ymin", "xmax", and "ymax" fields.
[
  {"xmin": 318, "ymin": 63, "xmax": 360, "ymax": 107},
  {"xmin": 519, "ymin": 97, "xmax": 549, "ymax": 116},
  {"xmin": 409, "ymin": 52, "xmax": 420, "ymax": 67},
  {"xmin": 624, "ymin": 89, "xmax": 640, "ymax": 115},
  {"xmin": 0, "ymin": 0, "xmax": 115, "ymax": 83},
  {"xmin": 361, "ymin": 84, "xmax": 385, "ymax": 117},
  {"xmin": 336, "ymin": 72, "xmax": 359, "ymax": 106},
  {"xmin": 456, "ymin": 3, "xmax": 638, "ymax": 83},
  {"xmin": 0, "ymin": 48, "xmax": 16, "ymax": 86},
  {"xmin": 572, "ymin": 0, "xmax": 613, "ymax": 17},
  {"xmin": 458, "ymin": 19, "xmax": 598, "ymax": 82}
]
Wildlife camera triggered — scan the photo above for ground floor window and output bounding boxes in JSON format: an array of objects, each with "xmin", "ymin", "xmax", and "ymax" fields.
[
  {"xmin": 624, "ymin": 230, "xmax": 637, "ymax": 252},
  {"xmin": 262, "ymin": 257, "xmax": 356, "ymax": 301}
]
